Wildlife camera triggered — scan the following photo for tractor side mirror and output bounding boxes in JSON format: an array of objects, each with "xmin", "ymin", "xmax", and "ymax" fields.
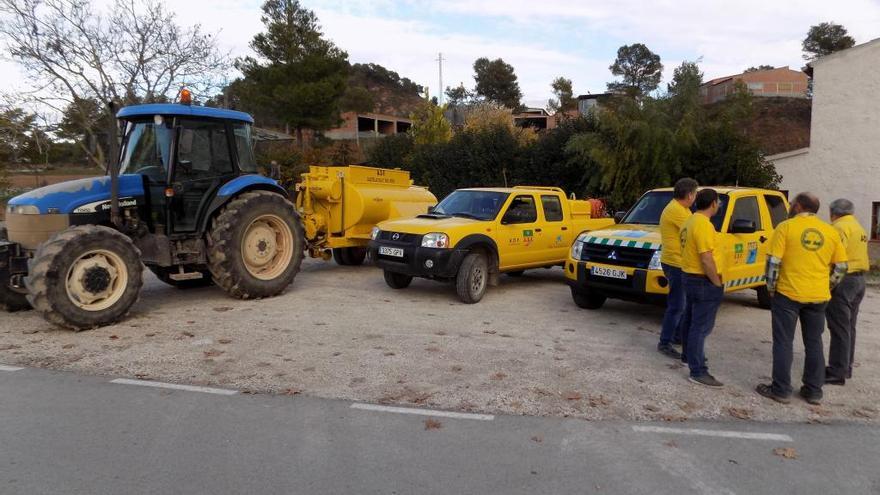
[
  {"xmin": 730, "ymin": 219, "xmax": 757, "ymax": 234},
  {"xmin": 613, "ymin": 211, "xmax": 626, "ymax": 224},
  {"xmin": 427, "ymin": 205, "xmax": 436, "ymax": 213}
]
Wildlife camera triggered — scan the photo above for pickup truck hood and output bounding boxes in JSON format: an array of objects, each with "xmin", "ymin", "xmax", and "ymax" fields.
[
  {"xmin": 377, "ymin": 215, "xmax": 484, "ymax": 235},
  {"xmin": 581, "ymin": 224, "xmax": 662, "ymax": 250}
]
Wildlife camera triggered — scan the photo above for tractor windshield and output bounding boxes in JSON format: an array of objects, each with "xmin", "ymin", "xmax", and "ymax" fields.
[{"xmin": 119, "ymin": 119, "xmax": 173, "ymax": 182}]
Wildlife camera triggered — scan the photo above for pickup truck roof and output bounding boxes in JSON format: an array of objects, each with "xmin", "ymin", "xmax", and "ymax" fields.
[
  {"xmin": 650, "ymin": 186, "xmax": 785, "ymax": 195},
  {"xmin": 458, "ymin": 186, "xmax": 568, "ymax": 194}
]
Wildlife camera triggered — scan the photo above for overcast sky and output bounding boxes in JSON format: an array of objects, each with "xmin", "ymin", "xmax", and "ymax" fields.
[{"xmin": 2, "ymin": 0, "xmax": 879, "ymax": 109}]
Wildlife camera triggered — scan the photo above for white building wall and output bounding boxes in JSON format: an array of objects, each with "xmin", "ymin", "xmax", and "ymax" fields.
[{"xmin": 768, "ymin": 39, "xmax": 880, "ymax": 246}]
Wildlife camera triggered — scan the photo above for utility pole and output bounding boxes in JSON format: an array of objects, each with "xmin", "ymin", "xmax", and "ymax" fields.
[{"xmin": 437, "ymin": 52, "xmax": 444, "ymax": 105}]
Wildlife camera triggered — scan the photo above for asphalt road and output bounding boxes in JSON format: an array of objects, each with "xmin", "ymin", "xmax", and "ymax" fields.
[{"xmin": 1, "ymin": 366, "xmax": 878, "ymax": 495}]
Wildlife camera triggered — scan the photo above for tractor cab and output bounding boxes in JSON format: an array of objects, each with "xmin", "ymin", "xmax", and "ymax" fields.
[{"xmin": 115, "ymin": 104, "xmax": 262, "ymax": 235}]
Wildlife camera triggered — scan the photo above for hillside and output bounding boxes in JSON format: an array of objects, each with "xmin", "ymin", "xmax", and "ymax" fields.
[{"xmin": 745, "ymin": 97, "xmax": 811, "ymax": 156}]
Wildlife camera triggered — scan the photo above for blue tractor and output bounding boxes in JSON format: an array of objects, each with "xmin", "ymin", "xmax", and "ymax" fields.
[{"xmin": 0, "ymin": 102, "xmax": 304, "ymax": 330}]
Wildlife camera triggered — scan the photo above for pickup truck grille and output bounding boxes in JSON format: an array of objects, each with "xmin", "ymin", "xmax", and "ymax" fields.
[
  {"xmin": 581, "ymin": 243, "xmax": 654, "ymax": 269},
  {"xmin": 377, "ymin": 231, "xmax": 421, "ymax": 245}
]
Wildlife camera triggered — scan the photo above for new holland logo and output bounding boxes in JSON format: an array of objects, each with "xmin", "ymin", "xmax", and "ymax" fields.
[{"xmin": 608, "ymin": 250, "xmax": 618, "ymax": 260}]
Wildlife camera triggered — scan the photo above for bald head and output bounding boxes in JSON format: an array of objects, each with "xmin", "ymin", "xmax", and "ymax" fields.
[{"xmin": 792, "ymin": 192, "xmax": 820, "ymax": 215}]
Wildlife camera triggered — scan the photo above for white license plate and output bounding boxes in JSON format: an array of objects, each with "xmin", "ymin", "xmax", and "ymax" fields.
[
  {"xmin": 379, "ymin": 246, "xmax": 404, "ymax": 258},
  {"xmin": 591, "ymin": 266, "xmax": 627, "ymax": 279}
]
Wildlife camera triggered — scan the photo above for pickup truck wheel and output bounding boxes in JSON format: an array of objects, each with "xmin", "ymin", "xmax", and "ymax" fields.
[
  {"xmin": 505, "ymin": 270, "xmax": 525, "ymax": 277},
  {"xmin": 25, "ymin": 225, "xmax": 143, "ymax": 330},
  {"xmin": 756, "ymin": 286, "xmax": 772, "ymax": 310},
  {"xmin": 208, "ymin": 191, "xmax": 304, "ymax": 299},
  {"xmin": 383, "ymin": 270, "xmax": 412, "ymax": 289},
  {"xmin": 456, "ymin": 252, "xmax": 489, "ymax": 304},
  {"xmin": 570, "ymin": 287, "xmax": 606, "ymax": 310}
]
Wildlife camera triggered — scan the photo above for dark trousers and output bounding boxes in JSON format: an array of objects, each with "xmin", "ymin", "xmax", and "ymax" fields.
[
  {"xmin": 658, "ymin": 263, "xmax": 685, "ymax": 347},
  {"xmin": 826, "ymin": 274, "xmax": 866, "ymax": 380},
  {"xmin": 682, "ymin": 275, "xmax": 724, "ymax": 378},
  {"xmin": 771, "ymin": 293, "xmax": 827, "ymax": 398}
]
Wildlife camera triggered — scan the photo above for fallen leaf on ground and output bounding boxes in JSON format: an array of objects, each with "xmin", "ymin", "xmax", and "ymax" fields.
[
  {"xmin": 61, "ymin": 344, "xmax": 75, "ymax": 349},
  {"xmin": 589, "ymin": 395, "xmax": 611, "ymax": 407},
  {"xmin": 218, "ymin": 338, "xmax": 232, "ymax": 344},
  {"xmin": 434, "ymin": 331, "xmax": 447, "ymax": 336},
  {"xmin": 531, "ymin": 435, "xmax": 543, "ymax": 443},
  {"xmin": 22, "ymin": 330, "xmax": 38, "ymax": 335},
  {"xmin": 282, "ymin": 388, "xmax": 302, "ymax": 396},
  {"xmin": 181, "ymin": 331, "xmax": 195, "ymax": 338},
  {"xmin": 664, "ymin": 440, "xmax": 678, "ymax": 448},
  {"xmin": 424, "ymin": 418, "xmax": 442, "ymax": 430},
  {"xmin": 661, "ymin": 415, "xmax": 687, "ymax": 422},
  {"xmin": 425, "ymin": 346, "xmax": 440, "ymax": 352},
  {"xmin": 563, "ymin": 328, "xmax": 576, "ymax": 332},
  {"xmin": 213, "ymin": 307, "xmax": 233, "ymax": 312},
  {"xmin": 773, "ymin": 447, "xmax": 798, "ymax": 460},
  {"xmin": 563, "ymin": 391, "xmax": 582, "ymax": 401},
  {"xmin": 807, "ymin": 405, "xmax": 833, "ymax": 417},
  {"xmin": 109, "ymin": 335, "xmax": 119, "ymax": 340},
  {"xmin": 852, "ymin": 407, "xmax": 879, "ymax": 419},
  {"xmin": 643, "ymin": 404, "xmax": 660, "ymax": 412},
  {"xmin": 679, "ymin": 401, "xmax": 700, "ymax": 413},
  {"xmin": 144, "ymin": 333, "xmax": 156, "ymax": 337},
  {"xmin": 491, "ymin": 372, "xmax": 507, "ymax": 381},
  {"xmin": 383, "ymin": 351, "xmax": 396, "ymax": 356},
  {"xmin": 451, "ymin": 365, "xmax": 463, "ymax": 372},
  {"xmin": 203, "ymin": 349, "xmax": 224, "ymax": 357},
  {"xmin": 727, "ymin": 407, "xmax": 752, "ymax": 420},
  {"xmin": 483, "ymin": 330, "xmax": 497, "ymax": 335}
]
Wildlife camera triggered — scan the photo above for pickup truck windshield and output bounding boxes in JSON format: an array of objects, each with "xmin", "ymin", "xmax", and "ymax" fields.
[
  {"xmin": 434, "ymin": 190, "xmax": 509, "ymax": 221},
  {"xmin": 622, "ymin": 191, "xmax": 729, "ymax": 231}
]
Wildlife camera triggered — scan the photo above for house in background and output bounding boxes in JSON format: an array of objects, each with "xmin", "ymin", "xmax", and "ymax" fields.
[
  {"xmin": 576, "ymin": 93, "xmax": 611, "ymax": 115},
  {"xmin": 322, "ymin": 111, "xmax": 412, "ymax": 145},
  {"xmin": 767, "ymin": 39, "xmax": 880, "ymax": 259},
  {"xmin": 513, "ymin": 107, "xmax": 554, "ymax": 130},
  {"xmin": 700, "ymin": 67, "xmax": 809, "ymax": 104}
]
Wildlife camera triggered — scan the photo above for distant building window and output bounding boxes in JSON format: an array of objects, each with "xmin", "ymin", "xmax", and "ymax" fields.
[
  {"xmin": 748, "ymin": 82, "xmax": 763, "ymax": 90},
  {"xmin": 872, "ymin": 202, "xmax": 880, "ymax": 240}
]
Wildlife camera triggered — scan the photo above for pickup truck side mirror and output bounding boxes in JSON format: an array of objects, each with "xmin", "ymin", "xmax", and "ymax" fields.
[
  {"xmin": 730, "ymin": 219, "xmax": 757, "ymax": 234},
  {"xmin": 613, "ymin": 211, "xmax": 626, "ymax": 224}
]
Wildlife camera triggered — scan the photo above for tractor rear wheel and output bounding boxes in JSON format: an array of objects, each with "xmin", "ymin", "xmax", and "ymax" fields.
[
  {"xmin": 148, "ymin": 266, "xmax": 213, "ymax": 288},
  {"xmin": 0, "ymin": 223, "xmax": 30, "ymax": 311},
  {"xmin": 26, "ymin": 225, "xmax": 143, "ymax": 330},
  {"xmin": 207, "ymin": 191, "xmax": 304, "ymax": 299}
]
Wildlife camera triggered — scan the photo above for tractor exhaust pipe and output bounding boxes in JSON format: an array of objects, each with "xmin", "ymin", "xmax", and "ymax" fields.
[{"xmin": 107, "ymin": 101, "xmax": 121, "ymax": 228}]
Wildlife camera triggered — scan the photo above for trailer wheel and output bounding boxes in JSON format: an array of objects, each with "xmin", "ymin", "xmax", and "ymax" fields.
[
  {"xmin": 456, "ymin": 252, "xmax": 489, "ymax": 304},
  {"xmin": 570, "ymin": 287, "xmax": 606, "ymax": 310},
  {"xmin": 383, "ymin": 270, "xmax": 412, "ymax": 289},
  {"xmin": 207, "ymin": 191, "xmax": 304, "ymax": 299},
  {"xmin": 26, "ymin": 225, "xmax": 143, "ymax": 330},
  {"xmin": 756, "ymin": 285, "xmax": 772, "ymax": 310},
  {"xmin": 333, "ymin": 247, "xmax": 367, "ymax": 266},
  {"xmin": 148, "ymin": 266, "xmax": 213, "ymax": 288}
]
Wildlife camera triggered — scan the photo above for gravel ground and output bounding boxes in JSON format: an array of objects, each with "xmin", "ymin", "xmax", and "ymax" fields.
[{"xmin": 1, "ymin": 259, "xmax": 878, "ymax": 424}]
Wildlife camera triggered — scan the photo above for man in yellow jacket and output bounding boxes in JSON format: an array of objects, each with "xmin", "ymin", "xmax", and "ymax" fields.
[
  {"xmin": 680, "ymin": 188, "xmax": 724, "ymax": 387},
  {"xmin": 756, "ymin": 193, "xmax": 847, "ymax": 405},
  {"xmin": 825, "ymin": 199, "xmax": 869, "ymax": 385},
  {"xmin": 657, "ymin": 178, "xmax": 698, "ymax": 359}
]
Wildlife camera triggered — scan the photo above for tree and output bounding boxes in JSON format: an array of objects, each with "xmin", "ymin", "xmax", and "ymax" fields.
[
  {"xmin": 803, "ymin": 22, "xmax": 856, "ymax": 60},
  {"xmin": 744, "ymin": 65, "xmax": 775, "ymax": 73},
  {"xmin": 547, "ymin": 77, "xmax": 576, "ymax": 114},
  {"xmin": 607, "ymin": 43, "xmax": 663, "ymax": 96},
  {"xmin": 408, "ymin": 97, "xmax": 452, "ymax": 146},
  {"xmin": 463, "ymin": 103, "xmax": 536, "ymax": 147},
  {"xmin": 236, "ymin": 0, "xmax": 349, "ymax": 147},
  {"xmin": 444, "ymin": 84, "xmax": 472, "ymax": 107},
  {"xmin": 472, "ymin": 58, "xmax": 522, "ymax": 110},
  {"xmin": 0, "ymin": 0, "xmax": 229, "ymax": 167}
]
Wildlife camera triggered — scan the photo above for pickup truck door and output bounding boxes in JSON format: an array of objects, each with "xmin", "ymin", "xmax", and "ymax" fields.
[
  {"xmin": 495, "ymin": 194, "xmax": 545, "ymax": 267},
  {"xmin": 722, "ymin": 194, "xmax": 770, "ymax": 290},
  {"xmin": 539, "ymin": 194, "xmax": 572, "ymax": 262}
]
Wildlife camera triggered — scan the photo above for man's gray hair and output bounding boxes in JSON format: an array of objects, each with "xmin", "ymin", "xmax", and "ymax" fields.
[{"xmin": 829, "ymin": 198, "xmax": 855, "ymax": 217}]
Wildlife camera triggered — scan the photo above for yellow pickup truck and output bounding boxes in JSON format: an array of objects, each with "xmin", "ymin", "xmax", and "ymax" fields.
[
  {"xmin": 565, "ymin": 186, "xmax": 789, "ymax": 310},
  {"xmin": 369, "ymin": 186, "xmax": 614, "ymax": 303}
]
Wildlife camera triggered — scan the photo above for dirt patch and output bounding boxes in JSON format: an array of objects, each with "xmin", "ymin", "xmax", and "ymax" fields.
[{"xmin": 1, "ymin": 259, "xmax": 879, "ymax": 423}]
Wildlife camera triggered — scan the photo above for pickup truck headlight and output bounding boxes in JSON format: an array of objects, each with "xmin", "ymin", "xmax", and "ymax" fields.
[
  {"xmin": 6, "ymin": 204, "xmax": 39, "ymax": 215},
  {"xmin": 421, "ymin": 233, "xmax": 450, "ymax": 248},
  {"xmin": 648, "ymin": 249, "xmax": 662, "ymax": 270},
  {"xmin": 370, "ymin": 226, "xmax": 381, "ymax": 240},
  {"xmin": 571, "ymin": 232, "xmax": 590, "ymax": 260}
]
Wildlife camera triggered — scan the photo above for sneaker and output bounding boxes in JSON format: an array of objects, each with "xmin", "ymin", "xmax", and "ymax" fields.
[
  {"xmin": 825, "ymin": 376, "xmax": 845, "ymax": 386},
  {"xmin": 755, "ymin": 383, "xmax": 790, "ymax": 404},
  {"xmin": 799, "ymin": 387, "xmax": 822, "ymax": 405},
  {"xmin": 688, "ymin": 374, "xmax": 723, "ymax": 387},
  {"xmin": 657, "ymin": 344, "xmax": 681, "ymax": 359}
]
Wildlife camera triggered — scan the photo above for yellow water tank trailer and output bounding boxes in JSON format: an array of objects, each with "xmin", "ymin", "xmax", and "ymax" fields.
[{"xmin": 295, "ymin": 165, "xmax": 437, "ymax": 261}]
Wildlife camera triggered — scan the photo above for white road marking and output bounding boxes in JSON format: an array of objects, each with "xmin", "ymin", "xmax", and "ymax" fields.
[
  {"xmin": 350, "ymin": 403, "xmax": 495, "ymax": 421},
  {"xmin": 633, "ymin": 425, "xmax": 793, "ymax": 442},
  {"xmin": 0, "ymin": 365, "xmax": 24, "ymax": 372},
  {"xmin": 110, "ymin": 378, "xmax": 238, "ymax": 396}
]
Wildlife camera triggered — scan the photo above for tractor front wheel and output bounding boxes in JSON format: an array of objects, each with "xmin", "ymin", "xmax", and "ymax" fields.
[
  {"xmin": 26, "ymin": 225, "xmax": 143, "ymax": 330},
  {"xmin": 207, "ymin": 191, "xmax": 304, "ymax": 299}
]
